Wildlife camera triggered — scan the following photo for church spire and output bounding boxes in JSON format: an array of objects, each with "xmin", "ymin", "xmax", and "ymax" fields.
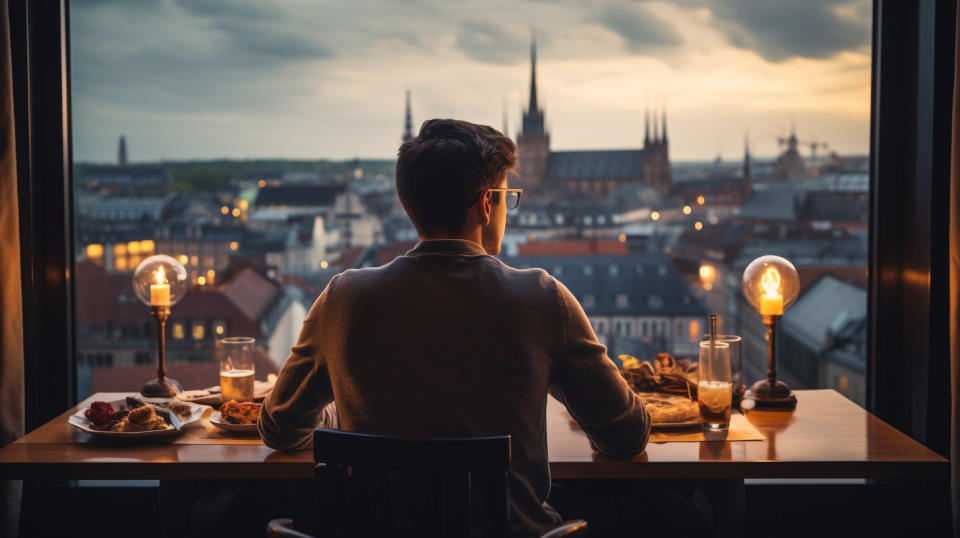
[
  {"xmin": 644, "ymin": 106, "xmax": 651, "ymax": 147},
  {"xmin": 118, "ymin": 135, "xmax": 128, "ymax": 166},
  {"xmin": 528, "ymin": 32, "xmax": 539, "ymax": 116},
  {"xmin": 660, "ymin": 102, "xmax": 668, "ymax": 145},
  {"xmin": 521, "ymin": 31, "xmax": 545, "ymax": 135},
  {"xmin": 402, "ymin": 89, "xmax": 413, "ymax": 143}
]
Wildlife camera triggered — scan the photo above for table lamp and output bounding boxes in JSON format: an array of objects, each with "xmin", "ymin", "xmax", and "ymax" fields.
[
  {"xmin": 741, "ymin": 255, "xmax": 799, "ymax": 409},
  {"xmin": 133, "ymin": 255, "xmax": 188, "ymax": 397}
]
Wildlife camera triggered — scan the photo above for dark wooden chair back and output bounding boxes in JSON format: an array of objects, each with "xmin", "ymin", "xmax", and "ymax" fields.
[{"xmin": 311, "ymin": 428, "xmax": 512, "ymax": 538}]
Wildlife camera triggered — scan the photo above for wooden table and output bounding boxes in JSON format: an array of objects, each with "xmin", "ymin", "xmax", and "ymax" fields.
[{"xmin": 0, "ymin": 390, "xmax": 947, "ymax": 481}]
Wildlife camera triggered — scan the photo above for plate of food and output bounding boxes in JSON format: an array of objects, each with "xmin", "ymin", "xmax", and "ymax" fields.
[
  {"xmin": 637, "ymin": 392, "xmax": 702, "ymax": 429},
  {"xmin": 68, "ymin": 396, "xmax": 208, "ymax": 438},
  {"xmin": 209, "ymin": 400, "xmax": 262, "ymax": 433}
]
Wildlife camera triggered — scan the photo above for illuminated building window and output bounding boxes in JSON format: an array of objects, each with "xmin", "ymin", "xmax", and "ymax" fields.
[
  {"xmin": 172, "ymin": 323, "xmax": 185, "ymax": 340},
  {"xmin": 127, "ymin": 241, "xmax": 140, "ymax": 255},
  {"xmin": 114, "ymin": 257, "xmax": 128, "ymax": 271},
  {"xmin": 229, "ymin": 241, "xmax": 239, "ymax": 251},
  {"xmin": 139, "ymin": 239, "xmax": 155, "ymax": 253},
  {"xmin": 179, "ymin": 254, "xmax": 189, "ymax": 265},
  {"xmin": 113, "ymin": 243, "xmax": 126, "ymax": 256},
  {"xmin": 214, "ymin": 321, "xmax": 226, "ymax": 336},
  {"xmin": 190, "ymin": 255, "xmax": 199, "ymax": 266},
  {"xmin": 689, "ymin": 320, "xmax": 700, "ymax": 342},
  {"xmin": 192, "ymin": 322, "xmax": 205, "ymax": 340},
  {"xmin": 86, "ymin": 243, "xmax": 104, "ymax": 258}
]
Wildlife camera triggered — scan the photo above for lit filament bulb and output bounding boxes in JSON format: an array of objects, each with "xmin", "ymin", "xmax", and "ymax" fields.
[
  {"xmin": 759, "ymin": 266, "xmax": 783, "ymax": 315},
  {"xmin": 150, "ymin": 265, "xmax": 171, "ymax": 306}
]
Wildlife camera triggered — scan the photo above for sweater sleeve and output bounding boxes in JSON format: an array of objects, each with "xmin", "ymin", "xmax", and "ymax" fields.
[
  {"xmin": 258, "ymin": 276, "xmax": 338, "ymax": 451},
  {"xmin": 548, "ymin": 279, "xmax": 651, "ymax": 460}
]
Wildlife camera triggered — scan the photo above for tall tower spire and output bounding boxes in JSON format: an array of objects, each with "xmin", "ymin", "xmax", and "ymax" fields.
[
  {"xmin": 644, "ymin": 106, "xmax": 651, "ymax": 147},
  {"xmin": 521, "ymin": 31, "xmax": 544, "ymax": 135},
  {"xmin": 117, "ymin": 135, "xmax": 128, "ymax": 166},
  {"xmin": 660, "ymin": 101, "xmax": 668, "ymax": 145},
  {"xmin": 402, "ymin": 89, "xmax": 413, "ymax": 143},
  {"xmin": 528, "ymin": 32, "xmax": 538, "ymax": 117}
]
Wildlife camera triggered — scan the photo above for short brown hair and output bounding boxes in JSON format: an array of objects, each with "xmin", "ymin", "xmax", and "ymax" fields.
[{"xmin": 396, "ymin": 119, "xmax": 517, "ymax": 236}]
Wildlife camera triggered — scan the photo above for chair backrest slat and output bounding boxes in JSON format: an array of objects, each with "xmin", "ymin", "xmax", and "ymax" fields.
[{"xmin": 311, "ymin": 429, "xmax": 511, "ymax": 538}]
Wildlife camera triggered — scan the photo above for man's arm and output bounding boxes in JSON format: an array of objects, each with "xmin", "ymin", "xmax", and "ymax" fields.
[
  {"xmin": 548, "ymin": 279, "xmax": 651, "ymax": 460},
  {"xmin": 258, "ymin": 278, "xmax": 338, "ymax": 451}
]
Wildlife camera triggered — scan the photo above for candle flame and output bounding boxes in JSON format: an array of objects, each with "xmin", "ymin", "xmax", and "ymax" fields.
[
  {"xmin": 760, "ymin": 266, "xmax": 781, "ymax": 297},
  {"xmin": 155, "ymin": 265, "xmax": 166, "ymax": 285}
]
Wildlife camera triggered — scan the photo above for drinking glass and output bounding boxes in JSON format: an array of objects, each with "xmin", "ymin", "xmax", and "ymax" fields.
[
  {"xmin": 218, "ymin": 337, "xmax": 255, "ymax": 402},
  {"xmin": 702, "ymin": 334, "xmax": 743, "ymax": 399},
  {"xmin": 698, "ymin": 340, "xmax": 732, "ymax": 430}
]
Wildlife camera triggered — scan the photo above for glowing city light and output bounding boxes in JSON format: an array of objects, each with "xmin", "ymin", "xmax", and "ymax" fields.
[{"xmin": 650, "ymin": 211, "xmax": 661, "ymax": 221}]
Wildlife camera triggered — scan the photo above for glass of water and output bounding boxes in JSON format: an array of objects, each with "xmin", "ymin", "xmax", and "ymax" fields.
[
  {"xmin": 698, "ymin": 340, "xmax": 732, "ymax": 430},
  {"xmin": 218, "ymin": 337, "xmax": 255, "ymax": 402}
]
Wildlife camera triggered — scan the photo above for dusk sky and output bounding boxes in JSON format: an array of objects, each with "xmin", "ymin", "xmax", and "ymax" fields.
[{"xmin": 70, "ymin": 0, "xmax": 872, "ymax": 163}]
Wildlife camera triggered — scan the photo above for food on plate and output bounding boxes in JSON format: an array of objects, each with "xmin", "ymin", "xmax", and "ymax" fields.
[
  {"xmin": 110, "ymin": 404, "xmax": 171, "ymax": 432},
  {"xmin": 84, "ymin": 401, "xmax": 123, "ymax": 431},
  {"xmin": 637, "ymin": 392, "xmax": 700, "ymax": 424},
  {"xmin": 220, "ymin": 400, "xmax": 261, "ymax": 425},
  {"xmin": 619, "ymin": 352, "xmax": 698, "ymax": 398}
]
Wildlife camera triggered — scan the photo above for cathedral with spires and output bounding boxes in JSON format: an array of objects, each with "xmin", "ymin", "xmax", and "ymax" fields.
[{"xmin": 515, "ymin": 36, "xmax": 671, "ymax": 197}]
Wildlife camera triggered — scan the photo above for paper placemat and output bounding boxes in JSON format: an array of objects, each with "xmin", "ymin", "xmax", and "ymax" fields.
[{"xmin": 648, "ymin": 414, "xmax": 764, "ymax": 442}]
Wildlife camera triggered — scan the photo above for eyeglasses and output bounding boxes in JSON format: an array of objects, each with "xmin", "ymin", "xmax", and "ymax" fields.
[{"xmin": 469, "ymin": 188, "xmax": 523, "ymax": 210}]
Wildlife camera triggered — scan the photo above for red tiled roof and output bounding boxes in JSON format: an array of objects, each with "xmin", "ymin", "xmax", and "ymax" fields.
[
  {"xmin": 221, "ymin": 267, "xmax": 279, "ymax": 320},
  {"xmin": 173, "ymin": 290, "xmax": 262, "ymax": 338},
  {"xmin": 517, "ymin": 239, "xmax": 629, "ymax": 257},
  {"xmin": 90, "ymin": 347, "xmax": 279, "ymax": 393},
  {"xmin": 75, "ymin": 261, "xmax": 150, "ymax": 325}
]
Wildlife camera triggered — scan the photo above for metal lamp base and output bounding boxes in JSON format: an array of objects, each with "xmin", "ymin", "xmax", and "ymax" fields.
[
  {"xmin": 141, "ymin": 377, "xmax": 183, "ymax": 398},
  {"xmin": 745, "ymin": 379, "xmax": 797, "ymax": 410}
]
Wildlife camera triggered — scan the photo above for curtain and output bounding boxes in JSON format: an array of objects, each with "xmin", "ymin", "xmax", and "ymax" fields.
[
  {"xmin": 0, "ymin": 0, "xmax": 23, "ymax": 535},
  {"xmin": 951, "ymin": 4, "xmax": 960, "ymax": 536}
]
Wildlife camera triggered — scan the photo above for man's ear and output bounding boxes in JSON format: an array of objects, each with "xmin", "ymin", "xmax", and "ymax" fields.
[{"xmin": 480, "ymin": 190, "xmax": 492, "ymax": 226}]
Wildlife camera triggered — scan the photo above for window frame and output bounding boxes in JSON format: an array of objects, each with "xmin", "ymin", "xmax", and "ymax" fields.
[{"xmin": 13, "ymin": 0, "xmax": 955, "ymax": 457}]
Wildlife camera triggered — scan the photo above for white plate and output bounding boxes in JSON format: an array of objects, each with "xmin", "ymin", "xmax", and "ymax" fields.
[
  {"xmin": 68, "ymin": 397, "xmax": 209, "ymax": 438},
  {"xmin": 209, "ymin": 411, "xmax": 259, "ymax": 433}
]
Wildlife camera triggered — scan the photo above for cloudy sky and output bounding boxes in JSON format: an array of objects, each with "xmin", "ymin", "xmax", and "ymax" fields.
[{"xmin": 70, "ymin": 0, "xmax": 872, "ymax": 163}]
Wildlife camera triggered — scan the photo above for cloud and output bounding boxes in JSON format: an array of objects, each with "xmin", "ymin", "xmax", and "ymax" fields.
[
  {"xmin": 701, "ymin": 0, "xmax": 871, "ymax": 62},
  {"xmin": 455, "ymin": 20, "xmax": 528, "ymax": 64},
  {"xmin": 592, "ymin": 2, "xmax": 683, "ymax": 53}
]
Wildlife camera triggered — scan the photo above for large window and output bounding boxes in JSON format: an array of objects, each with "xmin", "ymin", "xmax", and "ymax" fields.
[{"xmin": 70, "ymin": 1, "xmax": 872, "ymax": 404}]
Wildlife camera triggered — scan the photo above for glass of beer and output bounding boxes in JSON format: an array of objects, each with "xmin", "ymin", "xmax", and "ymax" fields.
[
  {"xmin": 218, "ymin": 337, "xmax": 255, "ymax": 402},
  {"xmin": 698, "ymin": 340, "xmax": 732, "ymax": 430},
  {"xmin": 702, "ymin": 334, "xmax": 743, "ymax": 401}
]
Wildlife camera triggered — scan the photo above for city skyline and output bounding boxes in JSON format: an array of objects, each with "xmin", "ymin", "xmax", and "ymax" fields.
[{"xmin": 71, "ymin": 0, "xmax": 871, "ymax": 163}]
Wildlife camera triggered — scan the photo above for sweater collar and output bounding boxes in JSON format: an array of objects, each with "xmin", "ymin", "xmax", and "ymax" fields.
[{"xmin": 406, "ymin": 239, "xmax": 489, "ymax": 257}]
